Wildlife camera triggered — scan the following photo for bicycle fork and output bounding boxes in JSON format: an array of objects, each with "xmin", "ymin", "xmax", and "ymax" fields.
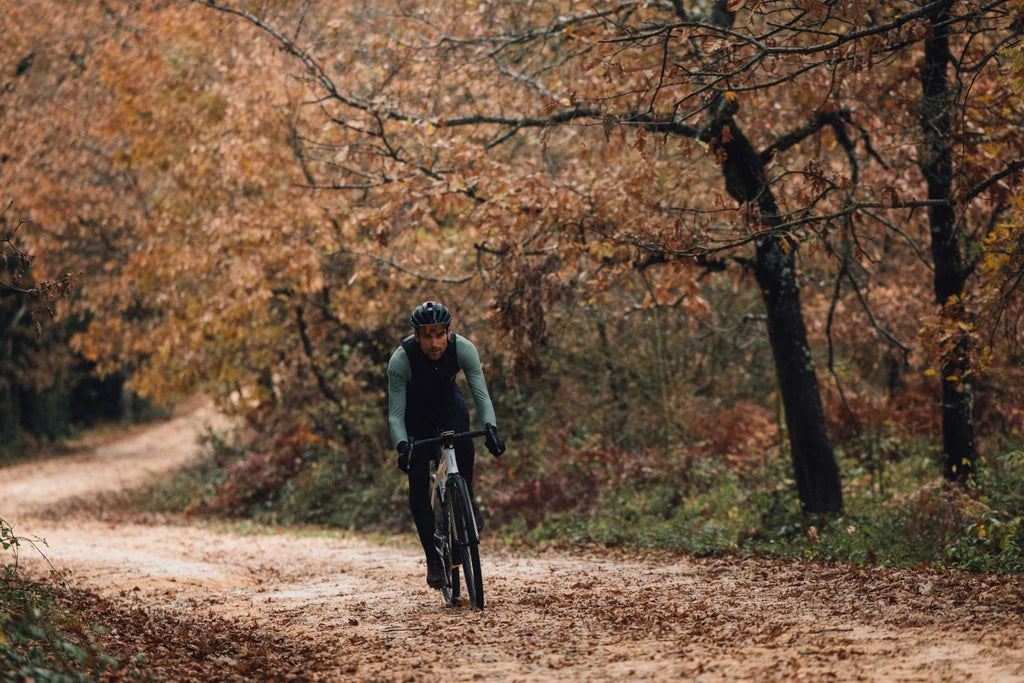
[{"xmin": 431, "ymin": 431, "xmax": 461, "ymax": 502}]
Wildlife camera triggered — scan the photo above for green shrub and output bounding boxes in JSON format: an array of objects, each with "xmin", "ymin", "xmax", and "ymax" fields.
[
  {"xmin": 945, "ymin": 509, "xmax": 1024, "ymax": 573},
  {"xmin": 2, "ymin": 518, "xmax": 116, "ymax": 682}
]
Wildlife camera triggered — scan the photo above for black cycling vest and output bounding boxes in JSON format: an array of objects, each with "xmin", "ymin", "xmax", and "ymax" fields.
[{"xmin": 401, "ymin": 333, "xmax": 461, "ymax": 414}]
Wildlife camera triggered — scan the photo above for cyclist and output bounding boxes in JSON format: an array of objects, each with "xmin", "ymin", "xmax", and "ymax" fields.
[{"xmin": 387, "ymin": 301, "xmax": 506, "ymax": 589}]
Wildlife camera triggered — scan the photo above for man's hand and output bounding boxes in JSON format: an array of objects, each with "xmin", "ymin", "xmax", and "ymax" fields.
[
  {"xmin": 396, "ymin": 441, "xmax": 411, "ymax": 473},
  {"xmin": 484, "ymin": 424, "xmax": 506, "ymax": 457}
]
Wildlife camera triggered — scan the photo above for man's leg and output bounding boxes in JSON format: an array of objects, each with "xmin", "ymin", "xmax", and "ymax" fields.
[{"xmin": 407, "ymin": 449, "xmax": 444, "ymax": 588}]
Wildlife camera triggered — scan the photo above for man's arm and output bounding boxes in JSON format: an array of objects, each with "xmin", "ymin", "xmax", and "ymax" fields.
[
  {"xmin": 387, "ymin": 347, "xmax": 412, "ymax": 446},
  {"xmin": 455, "ymin": 335, "xmax": 497, "ymax": 428}
]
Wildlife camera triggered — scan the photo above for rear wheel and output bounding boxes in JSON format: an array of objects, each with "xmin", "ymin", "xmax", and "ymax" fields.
[{"xmin": 450, "ymin": 474, "xmax": 484, "ymax": 609}]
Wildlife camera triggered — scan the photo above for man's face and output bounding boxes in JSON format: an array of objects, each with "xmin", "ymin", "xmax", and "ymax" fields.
[{"xmin": 415, "ymin": 324, "xmax": 449, "ymax": 361}]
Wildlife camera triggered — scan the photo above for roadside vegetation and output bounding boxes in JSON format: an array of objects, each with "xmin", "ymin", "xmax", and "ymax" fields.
[
  {"xmin": 1, "ymin": 520, "xmax": 115, "ymax": 682},
  {"xmin": 136, "ymin": 409, "xmax": 1024, "ymax": 577}
]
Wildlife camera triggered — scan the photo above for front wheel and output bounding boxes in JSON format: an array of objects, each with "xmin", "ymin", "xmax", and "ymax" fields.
[
  {"xmin": 449, "ymin": 474, "xmax": 484, "ymax": 609},
  {"xmin": 435, "ymin": 493, "xmax": 460, "ymax": 606}
]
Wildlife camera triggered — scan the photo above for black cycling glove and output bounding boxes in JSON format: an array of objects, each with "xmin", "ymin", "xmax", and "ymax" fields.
[
  {"xmin": 484, "ymin": 424, "xmax": 506, "ymax": 457},
  {"xmin": 396, "ymin": 441, "xmax": 411, "ymax": 473}
]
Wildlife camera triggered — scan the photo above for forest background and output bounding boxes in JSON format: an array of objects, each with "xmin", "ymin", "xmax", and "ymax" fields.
[{"xmin": 3, "ymin": 0, "xmax": 1024, "ymax": 579}]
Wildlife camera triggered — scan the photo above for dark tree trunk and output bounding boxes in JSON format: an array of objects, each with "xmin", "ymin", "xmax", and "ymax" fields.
[
  {"xmin": 701, "ymin": 95, "xmax": 843, "ymax": 514},
  {"xmin": 921, "ymin": 1, "xmax": 977, "ymax": 482},
  {"xmin": 753, "ymin": 233, "xmax": 843, "ymax": 513}
]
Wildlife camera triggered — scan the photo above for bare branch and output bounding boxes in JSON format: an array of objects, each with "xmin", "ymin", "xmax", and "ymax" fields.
[{"xmin": 961, "ymin": 159, "xmax": 1024, "ymax": 205}]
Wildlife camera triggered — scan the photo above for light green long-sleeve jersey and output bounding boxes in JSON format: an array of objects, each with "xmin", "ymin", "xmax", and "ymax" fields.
[{"xmin": 387, "ymin": 333, "xmax": 497, "ymax": 446}]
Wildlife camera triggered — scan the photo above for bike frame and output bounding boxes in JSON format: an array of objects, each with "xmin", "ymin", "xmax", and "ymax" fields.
[
  {"xmin": 411, "ymin": 429, "xmax": 486, "ymax": 514},
  {"xmin": 408, "ymin": 428, "xmax": 489, "ymax": 609}
]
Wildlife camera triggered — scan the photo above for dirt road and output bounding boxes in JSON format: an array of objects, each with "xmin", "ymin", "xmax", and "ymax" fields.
[{"xmin": 4, "ymin": 402, "xmax": 1024, "ymax": 681}]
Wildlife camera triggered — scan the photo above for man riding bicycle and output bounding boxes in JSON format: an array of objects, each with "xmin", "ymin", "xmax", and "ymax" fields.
[{"xmin": 387, "ymin": 301, "xmax": 506, "ymax": 589}]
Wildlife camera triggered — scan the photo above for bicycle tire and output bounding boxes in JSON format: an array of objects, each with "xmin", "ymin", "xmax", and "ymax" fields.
[
  {"xmin": 445, "ymin": 497, "xmax": 461, "ymax": 606},
  {"xmin": 449, "ymin": 474, "xmax": 484, "ymax": 609},
  {"xmin": 435, "ymin": 487, "xmax": 460, "ymax": 606}
]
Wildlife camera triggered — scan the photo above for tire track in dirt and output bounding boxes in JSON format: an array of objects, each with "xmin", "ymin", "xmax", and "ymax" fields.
[{"xmin": 4, "ymin": 403, "xmax": 1024, "ymax": 681}]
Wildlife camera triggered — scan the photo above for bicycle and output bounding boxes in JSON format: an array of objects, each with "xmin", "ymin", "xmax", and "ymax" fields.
[{"xmin": 407, "ymin": 428, "xmax": 488, "ymax": 610}]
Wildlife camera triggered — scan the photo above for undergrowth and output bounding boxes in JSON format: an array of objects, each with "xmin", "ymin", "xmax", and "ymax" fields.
[
  {"xmin": 140, "ymin": 426, "xmax": 1024, "ymax": 576},
  {"xmin": 138, "ymin": 428, "xmax": 408, "ymax": 533},
  {"xmin": 500, "ymin": 440, "xmax": 1024, "ymax": 575},
  {"xmin": 1, "ymin": 519, "xmax": 117, "ymax": 682}
]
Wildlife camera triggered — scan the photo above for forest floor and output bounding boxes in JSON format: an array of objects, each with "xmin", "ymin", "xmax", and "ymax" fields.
[{"xmin": 4, "ymin": 400, "xmax": 1024, "ymax": 682}]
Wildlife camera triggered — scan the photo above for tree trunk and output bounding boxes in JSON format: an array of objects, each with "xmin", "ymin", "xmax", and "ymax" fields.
[
  {"xmin": 753, "ymin": 234, "xmax": 843, "ymax": 513},
  {"xmin": 921, "ymin": 1, "xmax": 977, "ymax": 482},
  {"xmin": 702, "ymin": 96, "xmax": 844, "ymax": 514}
]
